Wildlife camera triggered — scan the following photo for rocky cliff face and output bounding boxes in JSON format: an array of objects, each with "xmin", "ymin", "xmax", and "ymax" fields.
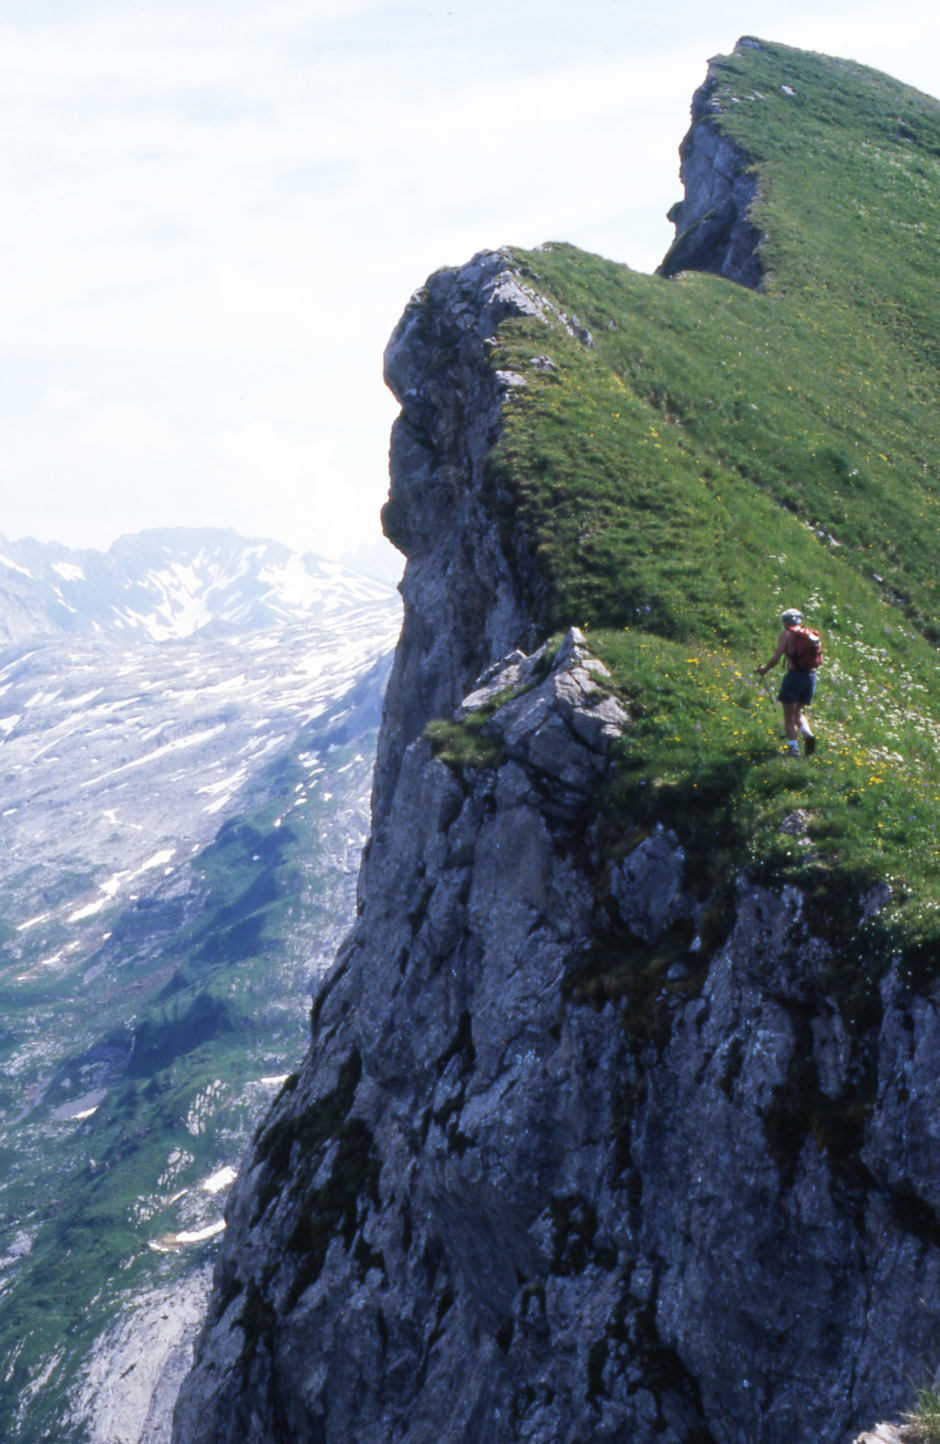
[
  {"xmin": 374, "ymin": 251, "xmax": 549, "ymax": 826},
  {"xmin": 172, "ymin": 251, "xmax": 940, "ymax": 1444},
  {"xmin": 658, "ymin": 37, "xmax": 764, "ymax": 288}
]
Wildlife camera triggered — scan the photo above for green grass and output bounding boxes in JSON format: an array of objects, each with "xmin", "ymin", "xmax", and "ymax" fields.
[
  {"xmin": 426, "ymin": 711, "xmax": 508, "ymax": 771},
  {"xmin": 906, "ymin": 1378, "xmax": 940, "ymax": 1442},
  {"xmin": 587, "ymin": 627, "xmax": 940, "ymax": 1023},
  {"xmin": 424, "ymin": 685, "xmax": 525, "ymax": 770},
  {"xmin": 459, "ymin": 38, "xmax": 940, "ymax": 1000}
]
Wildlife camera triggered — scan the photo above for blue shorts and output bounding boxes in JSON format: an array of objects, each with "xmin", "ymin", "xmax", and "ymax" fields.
[{"xmin": 778, "ymin": 669, "xmax": 816, "ymax": 705}]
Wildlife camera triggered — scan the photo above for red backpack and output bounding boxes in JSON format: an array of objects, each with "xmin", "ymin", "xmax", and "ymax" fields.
[{"xmin": 788, "ymin": 626, "xmax": 822, "ymax": 671}]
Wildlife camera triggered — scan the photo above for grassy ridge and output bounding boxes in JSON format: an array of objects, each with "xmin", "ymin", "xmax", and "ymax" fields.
[{"xmin": 482, "ymin": 39, "xmax": 940, "ymax": 993}]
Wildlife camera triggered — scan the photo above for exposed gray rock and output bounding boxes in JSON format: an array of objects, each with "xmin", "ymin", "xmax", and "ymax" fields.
[
  {"xmin": 461, "ymin": 627, "xmax": 630, "ymax": 818},
  {"xmin": 72, "ymin": 1268, "xmax": 212, "ymax": 1444},
  {"xmin": 854, "ymin": 1427, "xmax": 913, "ymax": 1443},
  {"xmin": 779, "ymin": 808, "xmax": 814, "ymax": 837},
  {"xmin": 173, "ymin": 249, "xmax": 940, "ymax": 1444},
  {"xmin": 458, "ymin": 644, "xmax": 547, "ymax": 713},
  {"xmin": 609, "ymin": 826, "xmax": 687, "ymax": 943},
  {"xmin": 658, "ymin": 41, "xmax": 764, "ymax": 289},
  {"xmin": 862, "ymin": 881, "xmax": 894, "ymax": 921},
  {"xmin": 375, "ymin": 249, "xmax": 548, "ymax": 828},
  {"xmin": 566, "ymin": 313, "xmax": 594, "ymax": 347}
]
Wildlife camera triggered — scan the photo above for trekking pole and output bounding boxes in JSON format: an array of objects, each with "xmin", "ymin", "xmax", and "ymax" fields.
[{"xmin": 757, "ymin": 672, "xmax": 780, "ymax": 740}]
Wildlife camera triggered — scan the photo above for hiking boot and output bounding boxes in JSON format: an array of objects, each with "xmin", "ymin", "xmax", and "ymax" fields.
[{"xmin": 804, "ymin": 734, "xmax": 816, "ymax": 756}]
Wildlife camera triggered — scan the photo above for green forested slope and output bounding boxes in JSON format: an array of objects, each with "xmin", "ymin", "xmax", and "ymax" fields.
[{"xmin": 486, "ymin": 39, "xmax": 940, "ymax": 1005}]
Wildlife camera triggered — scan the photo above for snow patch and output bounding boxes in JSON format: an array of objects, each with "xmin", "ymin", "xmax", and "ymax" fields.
[
  {"xmin": 17, "ymin": 912, "xmax": 50, "ymax": 932},
  {"xmin": 257, "ymin": 554, "xmax": 323, "ymax": 609},
  {"xmin": 0, "ymin": 554, "xmax": 32, "ymax": 578},
  {"xmin": 69, "ymin": 898, "xmax": 108, "ymax": 922},
  {"xmin": 99, "ymin": 872, "xmax": 130, "ymax": 900},
  {"xmin": 71, "ymin": 849, "xmax": 178, "ymax": 919},
  {"xmin": 50, "ymin": 1089, "xmax": 108, "ymax": 1122},
  {"xmin": 169, "ymin": 1221, "xmax": 225, "ymax": 1246},
  {"xmin": 197, "ymin": 768, "xmax": 247, "ymax": 800},
  {"xmin": 201, "ymin": 1166, "xmax": 237, "ymax": 1195},
  {"xmin": 138, "ymin": 847, "xmax": 176, "ymax": 873},
  {"xmin": 150, "ymin": 1218, "xmax": 226, "ymax": 1253}
]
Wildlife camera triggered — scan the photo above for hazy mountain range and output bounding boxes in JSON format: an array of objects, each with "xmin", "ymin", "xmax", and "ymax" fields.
[
  {"xmin": 0, "ymin": 526, "xmax": 394, "ymax": 645},
  {"xmin": 0, "ymin": 526, "xmax": 402, "ymax": 1443}
]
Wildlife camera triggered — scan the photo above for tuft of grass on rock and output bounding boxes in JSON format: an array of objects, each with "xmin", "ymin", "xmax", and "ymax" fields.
[
  {"xmin": 425, "ymin": 713, "xmax": 507, "ymax": 772},
  {"xmin": 905, "ymin": 1378, "xmax": 940, "ymax": 1442}
]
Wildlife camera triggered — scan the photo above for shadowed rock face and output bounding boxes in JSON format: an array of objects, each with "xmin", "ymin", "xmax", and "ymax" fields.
[
  {"xmin": 171, "ymin": 247, "xmax": 940, "ymax": 1444},
  {"xmin": 658, "ymin": 46, "xmax": 764, "ymax": 289},
  {"xmin": 372, "ymin": 249, "xmax": 546, "ymax": 830}
]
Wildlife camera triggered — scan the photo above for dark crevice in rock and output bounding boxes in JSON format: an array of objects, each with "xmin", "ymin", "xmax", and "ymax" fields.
[
  {"xmin": 549, "ymin": 1195, "xmax": 615, "ymax": 1277},
  {"xmin": 250, "ymin": 1047, "xmax": 363, "ymax": 1222},
  {"xmin": 235, "ymin": 1278, "xmax": 277, "ymax": 1385},
  {"xmin": 761, "ymin": 1003, "xmax": 878, "ymax": 1218},
  {"xmin": 879, "ymin": 1181, "xmax": 940, "ymax": 1254},
  {"xmin": 435, "ymin": 1009, "xmax": 476, "ymax": 1077},
  {"xmin": 603, "ymin": 1281, "xmax": 719, "ymax": 1444},
  {"xmin": 283, "ymin": 1112, "xmax": 382, "ymax": 1310}
]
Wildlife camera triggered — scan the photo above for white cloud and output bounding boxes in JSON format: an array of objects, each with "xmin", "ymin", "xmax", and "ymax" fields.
[
  {"xmin": 214, "ymin": 421, "xmax": 364, "ymax": 555},
  {"xmin": 39, "ymin": 384, "xmax": 93, "ymax": 416},
  {"xmin": 65, "ymin": 402, "xmax": 178, "ymax": 461}
]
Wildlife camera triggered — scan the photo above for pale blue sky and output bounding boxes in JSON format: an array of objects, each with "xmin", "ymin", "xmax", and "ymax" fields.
[{"xmin": 2, "ymin": 0, "xmax": 939, "ymax": 578}]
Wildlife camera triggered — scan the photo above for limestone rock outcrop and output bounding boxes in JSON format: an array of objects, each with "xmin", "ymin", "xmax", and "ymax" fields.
[
  {"xmin": 854, "ymin": 1427, "xmax": 912, "ymax": 1444},
  {"xmin": 658, "ymin": 38, "xmax": 765, "ymax": 289},
  {"xmin": 374, "ymin": 250, "xmax": 546, "ymax": 830},
  {"xmin": 172, "ymin": 249, "xmax": 940, "ymax": 1444}
]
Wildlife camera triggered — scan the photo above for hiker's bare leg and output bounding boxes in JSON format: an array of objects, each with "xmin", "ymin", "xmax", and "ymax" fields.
[{"xmin": 782, "ymin": 702, "xmax": 800, "ymax": 742}]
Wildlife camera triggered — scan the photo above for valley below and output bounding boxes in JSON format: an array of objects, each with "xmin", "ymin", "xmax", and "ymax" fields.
[{"xmin": 0, "ymin": 528, "xmax": 401, "ymax": 1442}]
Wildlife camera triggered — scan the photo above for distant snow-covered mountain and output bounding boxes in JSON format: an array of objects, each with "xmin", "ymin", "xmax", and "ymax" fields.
[
  {"xmin": 0, "ymin": 527, "xmax": 395, "ymax": 644},
  {"xmin": 0, "ymin": 523, "xmax": 402, "ymax": 1002},
  {"xmin": 0, "ymin": 526, "xmax": 402, "ymax": 1443}
]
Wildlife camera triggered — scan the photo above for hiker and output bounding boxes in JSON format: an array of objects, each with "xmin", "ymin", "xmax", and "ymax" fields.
[{"xmin": 756, "ymin": 608, "xmax": 819, "ymax": 757}]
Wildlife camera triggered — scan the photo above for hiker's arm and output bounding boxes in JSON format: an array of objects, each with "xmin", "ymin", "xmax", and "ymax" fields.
[{"xmin": 757, "ymin": 632, "xmax": 787, "ymax": 675}]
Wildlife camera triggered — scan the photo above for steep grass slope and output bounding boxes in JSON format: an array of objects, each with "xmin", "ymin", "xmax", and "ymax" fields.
[{"xmin": 480, "ymin": 37, "xmax": 940, "ymax": 1015}]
